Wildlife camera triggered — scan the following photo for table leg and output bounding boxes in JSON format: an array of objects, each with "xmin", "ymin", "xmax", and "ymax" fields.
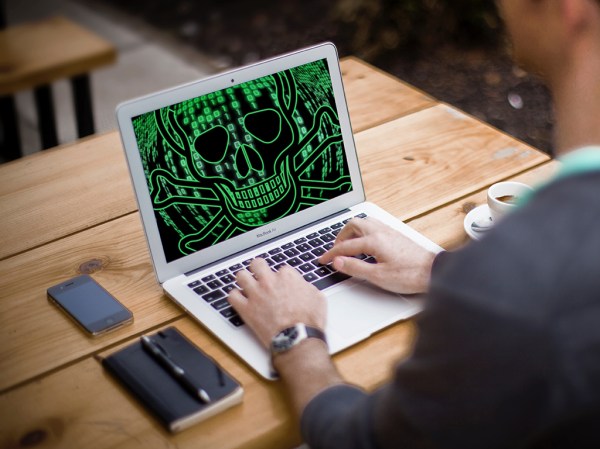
[
  {"xmin": 71, "ymin": 74, "xmax": 95, "ymax": 138},
  {"xmin": 34, "ymin": 85, "xmax": 59, "ymax": 149},
  {"xmin": 0, "ymin": 95, "xmax": 22, "ymax": 161}
]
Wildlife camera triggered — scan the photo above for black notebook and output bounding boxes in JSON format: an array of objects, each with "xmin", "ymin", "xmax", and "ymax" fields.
[{"xmin": 102, "ymin": 326, "xmax": 243, "ymax": 432}]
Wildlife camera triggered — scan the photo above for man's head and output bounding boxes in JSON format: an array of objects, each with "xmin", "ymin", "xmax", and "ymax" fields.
[{"xmin": 497, "ymin": 0, "xmax": 600, "ymax": 82}]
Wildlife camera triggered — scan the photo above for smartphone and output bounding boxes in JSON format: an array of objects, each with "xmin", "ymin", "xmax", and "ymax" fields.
[{"xmin": 47, "ymin": 274, "xmax": 133, "ymax": 336}]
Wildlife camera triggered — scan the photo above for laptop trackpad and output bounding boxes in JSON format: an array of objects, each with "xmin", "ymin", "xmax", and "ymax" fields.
[{"xmin": 326, "ymin": 281, "xmax": 421, "ymax": 342}]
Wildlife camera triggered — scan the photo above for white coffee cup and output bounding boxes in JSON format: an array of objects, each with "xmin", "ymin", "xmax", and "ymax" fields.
[{"xmin": 487, "ymin": 181, "xmax": 533, "ymax": 223}]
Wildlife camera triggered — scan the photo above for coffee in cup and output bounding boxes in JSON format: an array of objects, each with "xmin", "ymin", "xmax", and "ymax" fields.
[{"xmin": 487, "ymin": 182, "xmax": 533, "ymax": 222}]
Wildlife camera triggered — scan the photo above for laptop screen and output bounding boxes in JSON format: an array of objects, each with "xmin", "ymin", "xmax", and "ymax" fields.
[{"xmin": 131, "ymin": 58, "xmax": 353, "ymax": 263}]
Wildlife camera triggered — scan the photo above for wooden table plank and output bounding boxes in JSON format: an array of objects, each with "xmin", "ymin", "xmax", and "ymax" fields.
[
  {"xmin": 340, "ymin": 57, "xmax": 435, "ymax": 132},
  {"xmin": 355, "ymin": 103, "xmax": 550, "ymax": 220},
  {"xmin": 0, "ymin": 316, "xmax": 416, "ymax": 449},
  {"xmin": 0, "ymin": 213, "xmax": 182, "ymax": 393},
  {"xmin": 408, "ymin": 160, "xmax": 560, "ymax": 250},
  {"xmin": 0, "ymin": 131, "xmax": 136, "ymax": 260}
]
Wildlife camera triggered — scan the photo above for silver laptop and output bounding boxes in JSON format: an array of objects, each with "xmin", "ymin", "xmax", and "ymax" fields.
[{"xmin": 117, "ymin": 42, "xmax": 442, "ymax": 380}]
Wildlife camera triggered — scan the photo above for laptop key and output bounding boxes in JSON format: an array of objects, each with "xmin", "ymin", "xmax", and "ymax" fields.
[
  {"xmin": 193, "ymin": 285, "xmax": 209, "ymax": 295},
  {"xmin": 284, "ymin": 248, "xmax": 300, "ymax": 257},
  {"xmin": 320, "ymin": 233, "xmax": 335, "ymax": 242},
  {"xmin": 215, "ymin": 269, "xmax": 229, "ymax": 277},
  {"xmin": 220, "ymin": 307, "xmax": 237, "ymax": 318},
  {"xmin": 222, "ymin": 284, "xmax": 236, "ymax": 294},
  {"xmin": 331, "ymin": 222, "xmax": 344, "ymax": 229},
  {"xmin": 229, "ymin": 316, "xmax": 245, "ymax": 327},
  {"xmin": 299, "ymin": 252, "xmax": 315, "ymax": 262},
  {"xmin": 271, "ymin": 253, "xmax": 287, "ymax": 263},
  {"xmin": 296, "ymin": 243, "xmax": 312, "ymax": 252},
  {"xmin": 281, "ymin": 242, "xmax": 295, "ymax": 250},
  {"xmin": 220, "ymin": 274, "xmax": 236, "ymax": 284},
  {"xmin": 206, "ymin": 280, "xmax": 223, "ymax": 290},
  {"xmin": 303, "ymin": 272, "xmax": 319, "ymax": 283},
  {"xmin": 311, "ymin": 247, "xmax": 326, "ymax": 257},
  {"xmin": 201, "ymin": 274, "xmax": 216, "ymax": 282},
  {"xmin": 314, "ymin": 266, "xmax": 332, "ymax": 277},
  {"xmin": 308, "ymin": 238, "xmax": 324, "ymax": 248},
  {"xmin": 229, "ymin": 263, "xmax": 243, "ymax": 271},
  {"xmin": 313, "ymin": 271, "xmax": 351, "ymax": 291},
  {"xmin": 188, "ymin": 280, "xmax": 201, "ymax": 288},
  {"xmin": 298, "ymin": 263, "xmax": 314, "ymax": 273},
  {"xmin": 306, "ymin": 232, "xmax": 319, "ymax": 239},
  {"xmin": 211, "ymin": 298, "xmax": 230, "ymax": 310},
  {"xmin": 287, "ymin": 257, "xmax": 302, "ymax": 267},
  {"xmin": 202, "ymin": 290, "xmax": 225, "ymax": 302},
  {"xmin": 294, "ymin": 237, "xmax": 307, "ymax": 244}
]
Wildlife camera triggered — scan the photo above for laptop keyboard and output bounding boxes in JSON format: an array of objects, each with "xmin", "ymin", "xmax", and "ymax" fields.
[{"xmin": 186, "ymin": 213, "xmax": 376, "ymax": 328}]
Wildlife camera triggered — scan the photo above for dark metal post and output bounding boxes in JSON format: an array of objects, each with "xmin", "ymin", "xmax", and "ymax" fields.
[
  {"xmin": 34, "ymin": 84, "xmax": 59, "ymax": 149},
  {"xmin": 71, "ymin": 74, "xmax": 95, "ymax": 138},
  {"xmin": 0, "ymin": 96, "xmax": 22, "ymax": 161}
]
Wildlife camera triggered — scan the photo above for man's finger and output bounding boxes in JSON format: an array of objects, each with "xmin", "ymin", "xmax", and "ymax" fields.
[
  {"xmin": 334, "ymin": 217, "xmax": 367, "ymax": 242},
  {"xmin": 331, "ymin": 255, "xmax": 378, "ymax": 281},
  {"xmin": 235, "ymin": 267, "xmax": 260, "ymax": 297},
  {"xmin": 319, "ymin": 237, "xmax": 373, "ymax": 265},
  {"xmin": 228, "ymin": 288, "xmax": 248, "ymax": 312},
  {"xmin": 249, "ymin": 257, "xmax": 273, "ymax": 279}
]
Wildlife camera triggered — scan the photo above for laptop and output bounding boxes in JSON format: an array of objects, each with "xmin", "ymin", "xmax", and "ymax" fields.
[{"xmin": 117, "ymin": 42, "xmax": 442, "ymax": 380}]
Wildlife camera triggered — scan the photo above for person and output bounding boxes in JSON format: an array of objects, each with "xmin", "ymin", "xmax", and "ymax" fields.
[{"xmin": 228, "ymin": 0, "xmax": 600, "ymax": 447}]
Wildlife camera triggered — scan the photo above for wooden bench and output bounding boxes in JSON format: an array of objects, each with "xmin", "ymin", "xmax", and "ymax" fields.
[{"xmin": 0, "ymin": 15, "xmax": 117, "ymax": 161}]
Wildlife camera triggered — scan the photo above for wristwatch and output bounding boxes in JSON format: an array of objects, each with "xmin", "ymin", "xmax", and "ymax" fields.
[{"xmin": 270, "ymin": 323, "xmax": 327, "ymax": 357}]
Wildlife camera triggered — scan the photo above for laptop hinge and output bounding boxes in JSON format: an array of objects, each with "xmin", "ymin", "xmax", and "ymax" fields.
[{"xmin": 184, "ymin": 208, "xmax": 352, "ymax": 277}]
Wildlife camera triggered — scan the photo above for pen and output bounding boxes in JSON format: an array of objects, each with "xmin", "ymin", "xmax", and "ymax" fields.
[{"xmin": 141, "ymin": 335, "xmax": 211, "ymax": 403}]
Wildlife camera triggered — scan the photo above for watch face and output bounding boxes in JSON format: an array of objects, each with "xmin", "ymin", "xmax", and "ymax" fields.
[{"xmin": 272, "ymin": 327, "xmax": 300, "ymax": 352}]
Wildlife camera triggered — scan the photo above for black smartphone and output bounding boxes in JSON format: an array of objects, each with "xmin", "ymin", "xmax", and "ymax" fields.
[{"xmin": 47, "ymin": 274, "xmax": 133, "ymax": 336}]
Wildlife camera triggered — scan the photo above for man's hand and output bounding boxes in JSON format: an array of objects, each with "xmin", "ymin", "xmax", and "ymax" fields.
[
  {"xmin": 319, "ymin": 217, "xmax": 437, "ymax": 294},
  {"xmin": 228, "ymin": 258, "xmax": 327, "ymax": 348}
]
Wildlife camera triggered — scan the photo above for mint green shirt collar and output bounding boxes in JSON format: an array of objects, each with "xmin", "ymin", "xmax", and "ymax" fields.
[
  {"xmin": 520, "ymin": 146, "xmax": 600, "ymax": 205},
  {"xmin": 555, "ymin": 146, "xmax": 600, "ymax": 180}
]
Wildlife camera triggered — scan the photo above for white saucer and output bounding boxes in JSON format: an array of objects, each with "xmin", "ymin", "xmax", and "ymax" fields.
[{"xmin": 464, "ymin": 204, "xmax": 493, "ymax": 240}]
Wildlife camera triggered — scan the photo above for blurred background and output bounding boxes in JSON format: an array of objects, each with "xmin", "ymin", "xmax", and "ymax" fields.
[{"xmin": 3, "ymin": 0, "xmax": 554, "ymax": 159}]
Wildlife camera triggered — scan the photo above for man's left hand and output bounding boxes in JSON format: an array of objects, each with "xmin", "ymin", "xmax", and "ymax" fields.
[{"xmin": 228, "ymin": 258, "xmax": 327, "ymax": 348}]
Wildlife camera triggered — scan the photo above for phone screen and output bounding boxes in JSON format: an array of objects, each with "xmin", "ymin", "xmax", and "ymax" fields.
[{"xmin": 47, "ymin": 274, "xmax": 133, "ymax": 335}]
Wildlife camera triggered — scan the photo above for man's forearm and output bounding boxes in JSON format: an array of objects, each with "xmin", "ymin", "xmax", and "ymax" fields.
[{"xmin": 273, "ymin": 338, "xmax": 345, "ymax": 418}]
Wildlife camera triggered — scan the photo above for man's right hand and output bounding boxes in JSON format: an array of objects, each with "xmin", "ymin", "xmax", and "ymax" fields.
[{"xmin": 319, "ymin": 217, "xmax": 437, "ymax": 294}]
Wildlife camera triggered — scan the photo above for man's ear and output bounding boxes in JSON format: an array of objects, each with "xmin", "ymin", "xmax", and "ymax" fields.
[{"xmin": 560, "ymin": 0, "xmax": 590, "ymax": 35}]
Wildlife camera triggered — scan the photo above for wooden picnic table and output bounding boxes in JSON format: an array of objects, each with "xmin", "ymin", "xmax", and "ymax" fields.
[{"xmin": 0, "ymin": 57, "xmax": 556, "ymax": 449}]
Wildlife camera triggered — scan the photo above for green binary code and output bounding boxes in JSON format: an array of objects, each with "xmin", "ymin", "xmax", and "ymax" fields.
[{"xmin": 132, "ymin": 58, "xmax": 352, "ymax": 262}]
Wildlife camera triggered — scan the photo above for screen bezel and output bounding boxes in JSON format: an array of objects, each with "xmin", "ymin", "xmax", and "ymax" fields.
[{"xmin": 116, "ymin": 42, "xmax": 365, "ymax": 284}]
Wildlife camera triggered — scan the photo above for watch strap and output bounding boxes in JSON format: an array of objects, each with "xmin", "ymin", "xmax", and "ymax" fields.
[{"xmin": 270, "ymin": 323, "xmax": 327, "ymax": 356}]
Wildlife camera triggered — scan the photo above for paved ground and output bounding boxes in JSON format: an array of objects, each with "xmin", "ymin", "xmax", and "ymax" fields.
[{"xmin": 4, "ymin": 0, "xmax": 219, "ymax": 158}]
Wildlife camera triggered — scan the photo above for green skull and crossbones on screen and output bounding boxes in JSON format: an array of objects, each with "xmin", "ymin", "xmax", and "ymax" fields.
[{"xmin": 133, "ymin": 59, "xmax": 352, "ymax": 262}]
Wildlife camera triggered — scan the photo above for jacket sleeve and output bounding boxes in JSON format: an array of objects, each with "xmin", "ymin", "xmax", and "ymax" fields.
[{"xmin": 301, "ymin": 384, "xmax": 380, "ymax": 449}]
